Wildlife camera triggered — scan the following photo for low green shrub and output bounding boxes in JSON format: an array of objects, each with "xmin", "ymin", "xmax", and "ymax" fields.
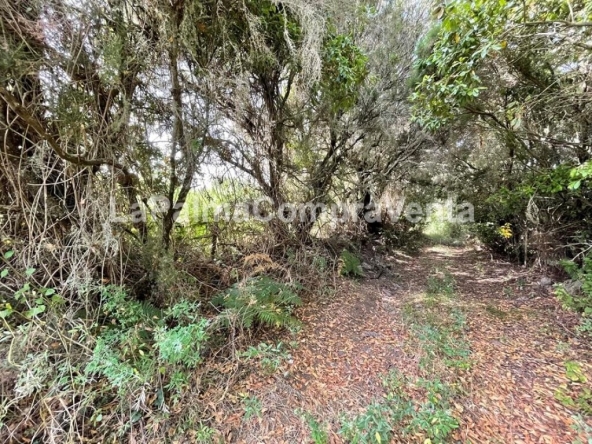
[
  {"xmin": 338, "ymin": 371, "xmax": 459, "ymax": 443},
  {"xmin": 241, "ymin": 394, "xmax": 262, "ymax": 419},
  {"xmin": 0, "ymin": 250, "xmax": 64, "ymax": 327},
  {"xmin": 555, "ymin": 256, "xmax": 592, "ymax": 313},
  {"xmin": 301, "ymin": 412, "xmax": 329, "ymax": 444},
  {"xmin": 339, "ymin": 250, "xmax": 363, "ymax": 278},
  {"xmin": 85, "ymin": 286, "xmax": 209, "ymax": 402},
  {"xmin": 340, "ymin": 402, "xmax": 394, "ymax": 444},
  {"xmin": 239, "ymin": 341, "xmax": 291, "ymax": 373},
  {"xmin": 213, "ymin": 276, "xmax": 302, "ymax": 330},
  {"xmin": 554, "ymin": 255, "xmax": 592, "ymax": 334}
]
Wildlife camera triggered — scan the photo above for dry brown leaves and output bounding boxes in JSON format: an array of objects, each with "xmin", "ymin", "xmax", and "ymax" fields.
[{"xmin": 216, "ymin": 246, "xmax": 592, "ymax": 443}]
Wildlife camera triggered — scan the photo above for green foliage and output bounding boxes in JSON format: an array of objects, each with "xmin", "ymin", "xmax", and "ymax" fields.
[
  {"xmin": 302, "ymin": 412, "xmax": 330, "ymax": 444},
  {"xmin": 416, "ymin": 323, "xmax": 471, "ymax": 371},
  {"xmin": 555, "ymin": 361, "xmax": 592, "ymax": 417},
  {"xmin": 577, "ymin": 389, "xmax": 592, "ymax": 416},
  {"xmin": 178, "ymin": 180, "xmax": 264, "ymax": 240},
  {"xmin": 241, "ymin": 395, "xmax": 262, "ymax": 419},
  {"xmin": 100, "ymin": 285, "xmax": 162, "ymax": 329},
  {"xmin": 239, "ymin": 341, "xmax": 291, "ymax": 374},
  {"xmin": 339, "ymin": 250, "xmax": 363, "ymax": 278},
  {"xmin": 409, "ymin": 0, "xmax": 592, "ymax": 267},
  {"xmin": 563, "ymin": 387, "xmax": 592, "ymax": 417},
  {"xmin": 555, "ymin": 256, "xmax": 592, "ymax": 313},
  {"xmin": 411, "ymin": 0, "xmax": 591, "ymax": 128},
  {"xmin": 426, "ymin": 270, "xmax": 456, "ymax": 297},
  {"xmin": 403, "ymin": 271, "xmax": 471, "ymax": 372},
  {"xmin": 383, "ymin": 224, "xmax": 428, "ymax": 254},
  {"xmin": 403, "ymin": 377, "xmax": 459, "ymax": 440},
  {"xmin": 408, "ymin": 402, "xmax": 459, "ymax": 441},
  {"xmin": 166, "ymin": 370, "xmax": 190, "ymax": 394},
  {"xmin": 339, "ymin": 402, "xmax": 393, "ymax": 444},
  {"xmin": 578, "ymin": 317, "xmax": 592, "ymax": 337},
  {"xmin": 312, "ymin": 256, "xmax": 329, "ymax": 273},
  {"xmin": 85, "ymin": 336, "xmax": 143, "ymax": 391},
  {"xmin": 321, "ymin": 32, "xmax": 368, "ymax": 112},
  {"xmin": 194, "ymin": 423, "xmax": 217, "ymax": 443},
  {"xmin": 0, "ymin": 254, "xmax": 63, "ymax": 327},
  {"xmin": 565, "ymin": 361, "xmax": 587, "ymax": 384},
  {"xmin": 85, "ymin": 286, "xmax": 209, "ymax": 400},
  {"xmin": 424, "ymin": 208, "xmax": 467, "ymax": 246},
  {"xmin": 155, "ymin": 322, "xmax": 209, "ymax": 366},
  {"xmin": 486, "ymin": 166, "xmax": 576, "ymax": 220},
  {"xmin": 411, "ymin": 0, "xmax": 510, "ymax": 128},
  {"xmin": 339, "ymin": 370, "xmax": 459, "ymax": 443},
  {"xmin": 570, "ymin": 161, "xmax": 592, "ymax": 191},
  {"xmin": 469, "ymin": 163, "xmax": 591, "ymax": 258},
  {"xmin": 555, "ymin": 255, "xmax": 592, "ymax": 335},
  {"xmin": 406, "ymin": 378, "xmax": 459, "ymax": 439},
  {"xmin": 213, "ymin": 276, "xmax": 302, "ymax": 330}
]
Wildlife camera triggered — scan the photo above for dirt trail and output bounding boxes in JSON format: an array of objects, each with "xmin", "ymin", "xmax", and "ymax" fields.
[{"xmin": 225, "ymin": 246, "xmax": 592, "ymax": 443}]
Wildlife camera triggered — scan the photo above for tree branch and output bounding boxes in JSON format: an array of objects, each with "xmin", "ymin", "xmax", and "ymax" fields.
[{"xmin": 0, "ymin": 85, "xmax": 128, "ymax": 173}]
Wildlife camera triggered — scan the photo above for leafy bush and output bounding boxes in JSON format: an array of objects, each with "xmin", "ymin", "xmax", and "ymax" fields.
[
  {"xmin": 0, "ymin": 251, "xmax": 64, "ymax": 326},
  {"xmin": 239, "ymin": 341, "xmax": 291, "ymax": 373},
  {"xmin": 85, "ymin": 286, "xmax": 210, "ymax": 401},
  {"xmin": 213, "ymin": 276, "xmax": 302, "ymax": 329},
  {"xmin": 555, "ymin": 256, "xmax": 592, "ymax": 313},
  {"xmin": 339, "ymin": 250, "xmax": 363, "ymax": 278},
  {"xmin": 340, "ymin": 402, "xmax": 394, "ymax": 444},
  {"xmin": 408, "ymin": 401, "xmax": 458, "ymax": 440},
  {"xmin": 555, "ymin": 255, "xmax": 592, "ymax": 334},
  {"xmin": 408, "ymin": 379, "xmax": 459, "ymax": 440},
  {"xmin": 301, "ymin": 412, "xmax": 329, "ymax": 444},
  {"xmin": 339, "ymin": 371, "xmax": 459, "ymax": 443},
  {"xmin": 241, "ymin": 395, "xmax": 262, "ymax": 419},
  {"xmin": 155, "ymin": 322, "xmax": 209, "ymax": 366}
]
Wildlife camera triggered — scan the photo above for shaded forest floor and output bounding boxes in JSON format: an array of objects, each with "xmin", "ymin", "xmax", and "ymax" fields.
[{"xmin": 215, "ymin": 245, "xmax": 592, "ymax": 443}]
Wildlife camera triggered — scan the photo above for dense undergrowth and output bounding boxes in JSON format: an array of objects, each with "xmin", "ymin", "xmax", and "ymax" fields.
[
  {"xmin": 0, "ymin": 242, "xmax": 326, "ymax": 442},
  {"xmin": 0, "ymin": 221, "xmax": 438, "ymax": 443},
  {"xmin": 4, "ymin": 212, "xmax": 592, "ymax": 442},
  {"xmin": 3, "ymin": 204, "xmax": 591, "ymax": 442}
]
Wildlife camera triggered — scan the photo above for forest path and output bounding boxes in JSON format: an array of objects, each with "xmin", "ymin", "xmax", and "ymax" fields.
[{"xmin": 224, "ymin": 246, "xmax": 592, "ymax": 443}]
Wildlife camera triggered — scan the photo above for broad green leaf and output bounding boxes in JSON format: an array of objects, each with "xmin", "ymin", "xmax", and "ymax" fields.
[
  {"xmin": 568, "ymin": 180, "xmax": 581, "ymax": 191},
  {"xmin": 565, "ymin": 361, "xmax": 587, "ymax": 383},
  {"xmin": 0, "ymin": 309, "xmax": 13, "ymax": 319},
  {"xmin": 24, "ymin": 304, "xmax": 46, "ymax": 318}
]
